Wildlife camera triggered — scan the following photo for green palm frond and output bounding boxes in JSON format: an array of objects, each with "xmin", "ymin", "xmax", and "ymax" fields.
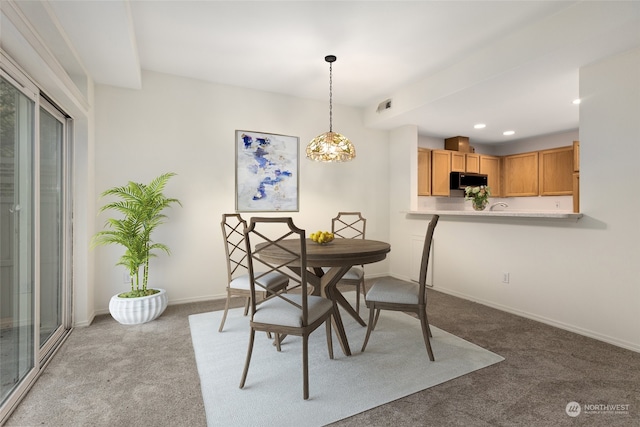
[{"xmin": 92, "ymin": 173, "xmax": 181, "ymax": 293}]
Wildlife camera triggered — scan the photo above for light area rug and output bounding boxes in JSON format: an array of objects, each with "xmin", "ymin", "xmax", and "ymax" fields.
[{"xmin": 189, "ymin": 293, "xmax": 504, "ymax": 427}]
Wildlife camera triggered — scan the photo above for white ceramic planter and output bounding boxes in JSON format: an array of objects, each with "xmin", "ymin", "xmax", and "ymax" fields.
[{"xmin": 109, "ymin": 288, "xmax": 168, "ymax": 325}]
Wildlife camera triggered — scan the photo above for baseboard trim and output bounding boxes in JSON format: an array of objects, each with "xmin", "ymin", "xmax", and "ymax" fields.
[
  {"xmin": 91, "ymin": 276, "xmax": 394, "ymax": 321},
  {"xmin": 427, "ymin": 284, "xmax": 640, "ymax": 354},
  {"xmin": 92, "ymin": 293, "xmax": 227, "ymax": 318},
  {"xmin": 167, "ymin": 293, "xmax": 226, "ymax": 306}
]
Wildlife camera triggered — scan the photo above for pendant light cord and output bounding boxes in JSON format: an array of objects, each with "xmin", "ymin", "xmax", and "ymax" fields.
[{"xmin": 328, "ymin": 61, "xmax": 333, "ymax": 133}]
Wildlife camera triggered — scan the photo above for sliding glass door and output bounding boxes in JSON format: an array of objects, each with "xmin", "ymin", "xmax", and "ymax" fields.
[
  {"xmin": 0, "ymin": 74, "xmax": 35, "ymax": 408},
  {"xmin": 0, "ymin": 68, "xmax": 72, "ymax": 422},
  {"xmin": 38, "ymin": 98, "xmax": 69, "ymax": 358}
]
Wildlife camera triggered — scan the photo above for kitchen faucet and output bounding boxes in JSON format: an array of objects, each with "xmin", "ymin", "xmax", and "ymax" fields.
[{"xmin": 490, "ymin": 202, "xmax": 509, "ymax": 211}]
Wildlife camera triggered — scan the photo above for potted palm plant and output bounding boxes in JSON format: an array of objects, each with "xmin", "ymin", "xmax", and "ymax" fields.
[{"xmin": 93, "ymin": 172, "xmax": 181, "ymax": 324}]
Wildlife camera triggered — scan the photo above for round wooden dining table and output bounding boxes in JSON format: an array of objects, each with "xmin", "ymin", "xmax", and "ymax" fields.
[{"xmin": 257, "ymin": 238, "xmax": 391, "ymax": 356}]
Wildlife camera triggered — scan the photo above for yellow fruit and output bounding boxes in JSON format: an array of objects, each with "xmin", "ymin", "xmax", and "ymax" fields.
[{"xmin": 310, "ymin": 230, "xmax": 335, "ymax": 244}]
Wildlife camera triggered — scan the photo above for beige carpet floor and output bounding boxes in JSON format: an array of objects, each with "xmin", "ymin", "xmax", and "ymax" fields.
[{"xmin": 5, "ymin": 283, "xmax": 640, "ymax": 426}]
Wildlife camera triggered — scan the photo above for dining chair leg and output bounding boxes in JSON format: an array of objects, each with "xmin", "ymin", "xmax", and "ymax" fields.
[
  {"xmin": 218, "ymin": 293, "xmax": 232, "ymax": 332},
  {"xmin": 275, "ymin": 333, "xmax": 282, "ymax": 352},
  {"xmin": 372, "ymin": 308, "xmax": 381, "ymax": 330},
  {"xmin": 361, "ymin": 305, "xmax": 377, "ymax": 352},
  {"xmin": 303, "ymin": 335, "xmax": 309, "ymax": 400},
  {"xmin": 239, "ymin": 329, "xmax": 256, "ymax": 389},
  {"xmin": 361, "ymin": 278, "xmax": 367, "ymax": 313},
  {"xmin": 325, "ymin": 319, "xmax": 334, "ymax": 359},
  {"xmin": 243, "ymin": 297, "xmax": 250, "ymax": 316},
  {"xmin": 419, "ymin": 311, "xmax": 435, "ymax": 361},
  {"xmin": 331, "ymin": 313, "xmax": 352, "ymax": 356},
  {"xmin": 355, "ymin": 281, "xmax": 361, "ymax": 313}
]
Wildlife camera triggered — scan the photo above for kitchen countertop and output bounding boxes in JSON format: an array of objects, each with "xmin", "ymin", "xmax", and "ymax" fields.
[{"xmin": 406, "ymin": 209, "xmax": 583, "ymax": 220}]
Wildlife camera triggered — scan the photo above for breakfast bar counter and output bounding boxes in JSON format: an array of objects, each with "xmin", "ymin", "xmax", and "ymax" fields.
[{"xmin": 406, "ymin": 210, "xmax": 583, "ymax": 220}]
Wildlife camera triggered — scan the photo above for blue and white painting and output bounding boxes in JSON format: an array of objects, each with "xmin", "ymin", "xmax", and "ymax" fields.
[{"xmin": 235, "ymin": 130, "xmax": 299, "ymax": 212}]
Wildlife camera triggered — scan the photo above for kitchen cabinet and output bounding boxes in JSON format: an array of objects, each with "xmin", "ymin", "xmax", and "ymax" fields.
[
  {"xmin": 417, "ymin": 148, "xmax": 431, "ymax": 196},
  {"xmin": 479, "ymin": 155, "xmax": 501, "ymax": 197},
  {"xmin": 419, "ymin": 143, "xmax": 573, "ymax": 199},
  {"xmin": 539, "ymin": 146, "xmax": 574, "ymax": 196},
  {"xmin": 465, "ymin": 153, "xmax": 480, "ymax": 173},
  {"xmin": 431, "ymin": 150, "xmax": 451, "ymax": 196},
  {"xmin": 572, "ymin": 141, "xmax": 579, "ymax": 212},
  {"xmin": 503, "ymin": 151, "xmax": 539, "ymax": 196},
  {"xmin": 573, "ymin": 172, "xmax": 580, "ymax": 213},
  {"xmin": 450, "ymin": 152, "xmax": 480, "ymax": 173},
  {"xmin": 451, "ymin": 152, "xmax": 465, "ymax": 172},
  {"xmin": 421, "ymin": 149, "xmax": 481, "ymax": 197}
]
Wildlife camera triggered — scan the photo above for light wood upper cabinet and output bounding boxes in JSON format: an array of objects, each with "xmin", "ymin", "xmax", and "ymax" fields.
[
  {"xmin": 418, "ymin": 148, "xmax": 431, "ymax": 196},
  {"xmin": 465, "ymin": 153, "xmax": 480, "ymax": 173},
  {"xmin": 479, "ymin": 155, "xmax": 501, "ymax": 197},
  {"xmin": 420, "ymin": 150, "xmax": 501, "ymax": 197},
  {"xmin": 451, "ymin": 152, "xmax": 480, "ymax": 173},
  {"xmin": 431, "ymin": 150, "xmax": 451, "ymax": 196},
  {"xmin": 451, "ymin": 152, "xmax": 466, "ymax": 172},
  {"xmin": 573, "ymin": 172, "xmax": 580, "ymax": 213},
  {"xmin": 504, "ymin": 151, "xmax": 539, "ymax": 196},
  {"xmin": 418, "ymin": 144, "xmax": 574, "ymax": 199},
  {"xmin": 572, "ymin": 140, "xmax": 580, "ymax": 212},
  {"xmin": 539, "ymin": 146, "xmax": 574, "ymax": 196}
]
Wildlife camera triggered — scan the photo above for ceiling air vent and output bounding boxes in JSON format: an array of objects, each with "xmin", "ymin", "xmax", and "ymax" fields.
[{"xmin": 376, "ymin": 98, "xmax": 392, "ymax": 113}]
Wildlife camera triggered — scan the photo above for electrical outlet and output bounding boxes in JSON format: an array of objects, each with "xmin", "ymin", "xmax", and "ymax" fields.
[
  {"xmin": 502, "ymin": 272, "xmax": 510, "ymax": 283},
  {"xmin": 123, "ymin": 272, "xmax": 131, "ymax": 284}
]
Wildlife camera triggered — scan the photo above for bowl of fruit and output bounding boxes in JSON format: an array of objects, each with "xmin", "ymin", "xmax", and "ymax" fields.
[{"xmin": 309, "ymin": 230, "xmax": 335, "ymax": 245}]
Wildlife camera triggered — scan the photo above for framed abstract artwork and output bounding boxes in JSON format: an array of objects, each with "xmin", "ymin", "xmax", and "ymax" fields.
[{"xmin": 235, "ymin": 130, "xmax": 299, "ymax": 212}]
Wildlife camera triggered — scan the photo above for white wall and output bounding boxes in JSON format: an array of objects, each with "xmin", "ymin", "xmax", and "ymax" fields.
[
  {"xmin": 490, "ymin": 130, "xmax": 579, "ymax": 156},
  {"xmin": 390, "ymin": 48, "xmax": 640, "ymax": 352},
  {"xmin": 93, "ymin": 70, "xmax": 390, "ymax": 314},
  {"xmin": 0, "ymin": 18, "xmax": 97, "ymax": 326}
]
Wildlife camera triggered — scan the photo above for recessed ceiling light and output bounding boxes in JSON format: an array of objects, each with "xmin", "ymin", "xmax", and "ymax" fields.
[
  {"xmin": 572, "ymin": 98, "xmax": 581, "ymax": 105},
  {"xmin": 474, "ymin": 123, "xmax": 486, "ymax": 129},
  {"xmin": 503, "ymin": 130, "xmax": 515, "ymax": 136}
]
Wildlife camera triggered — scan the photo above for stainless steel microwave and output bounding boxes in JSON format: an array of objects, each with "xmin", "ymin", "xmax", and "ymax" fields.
[{"xmin": 449, "ymin": 172, "xmax": 488, "ymax": 192}]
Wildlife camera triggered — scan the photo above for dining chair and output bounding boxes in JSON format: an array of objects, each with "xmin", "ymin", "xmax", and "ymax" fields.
[
  {"xmin": 361, "ymin": 214, "xmax": 439, "ymax": 361},
  {"xmin": 218, "ymin": 213, "xmax": 289, "ymax": 332},
  {"xmin": 329, "ymin": 212, "xmax": 367, "ymax": 312},
  {"xmin": 239, "ymin": 217, "xmax": 337, "ymax": 400}
]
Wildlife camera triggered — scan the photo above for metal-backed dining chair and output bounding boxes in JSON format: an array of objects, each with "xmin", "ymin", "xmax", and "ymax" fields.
[
  {"xmin": 218, "ymin": 213, "xmax": 289, "ymax": 332},
  {"xmin": 361, "ymin": 214, "xmax": 439, "ymax": 361},
  {"xmin": 329, "ymin": 212, "xmax": 367, "ymax": 313},
  {"xmin": 239, "ymin": 217, "xmax": 337, "ymax": 400}
]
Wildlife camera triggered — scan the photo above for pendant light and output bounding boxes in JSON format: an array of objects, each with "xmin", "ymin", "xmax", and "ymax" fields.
[{"xmin": 306, "ymin": 55, "xmax": 356, "ymax": 162}]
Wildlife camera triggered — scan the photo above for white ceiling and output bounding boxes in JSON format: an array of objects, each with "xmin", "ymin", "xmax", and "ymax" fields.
[{"xmin": 11, "ymin": 1, "xmax": 640, "ymax": 145}]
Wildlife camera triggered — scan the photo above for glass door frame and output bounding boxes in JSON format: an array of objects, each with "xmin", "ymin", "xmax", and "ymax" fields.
[
  {"xmin": 0, "ymin": 58, "xmax": 73, "ymax": 424},
  {"xmin": 37, "ymin": 95, "xmax": 73, "ymax": 363}
]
